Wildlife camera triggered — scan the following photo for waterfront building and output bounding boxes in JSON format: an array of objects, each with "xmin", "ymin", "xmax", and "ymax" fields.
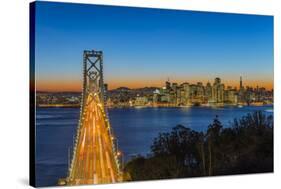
[
  {"xmin": 224, "ymin": 88, "xmax": 238, "ymax": 104},
  {"xmin": 196, "ymin": 82, "xmax": 205, "ymax": 103},
  {"xmin": 134, "ymin": 96, "xmax": 148, "ymax": 106},
  {"xmin": 153, "ymin": 89, "xmax": 160, "ymax": 104},
  {"xmin": 189, "ymin": 84, "xmax": 197, "ymax": 104},
  {"xmin": 182, "ymin": 82, "xmax": 190, "ymax": 105},
  {"xmin": 205, "ymin": 82, "xmax": 212, "ymax": 102},
  {"xmin": 212, "ymin": 77, "xmax": 225, "ymax": 103},
  {"xmin": 169, "ymin": 83, "xmax": 178, "ymax": 105}
]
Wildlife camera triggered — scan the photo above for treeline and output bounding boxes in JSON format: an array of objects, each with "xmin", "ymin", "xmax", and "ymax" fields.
[{"xmin": 124, "ymin": 111, "xmax": 273, "ymax": 181}]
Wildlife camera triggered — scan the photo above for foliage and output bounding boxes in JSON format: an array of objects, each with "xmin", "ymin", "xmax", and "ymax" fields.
[{"xmin": 124, "ymin": 111, "xmax": 273, "ymax": 181}]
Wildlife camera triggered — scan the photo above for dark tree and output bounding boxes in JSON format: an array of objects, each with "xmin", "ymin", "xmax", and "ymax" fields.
[
  {"xmin": 151, "ymin": 125, "xmax": 203, "ymax": 176},
  {"xmin": 206, "ymin": 115, "xmax": 223, "ymax": 175},
  {"xmin": 124, "ymin": 111, "xmax": 273, "ymax": 181}
]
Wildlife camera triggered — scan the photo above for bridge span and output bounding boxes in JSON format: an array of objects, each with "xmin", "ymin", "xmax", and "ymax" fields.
[{"xmin": 59, "ymin": 50, "xmax": 122, "ymax": 185}]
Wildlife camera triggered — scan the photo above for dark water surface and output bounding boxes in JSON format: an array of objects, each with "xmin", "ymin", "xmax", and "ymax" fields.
[{"xmin": 35, "ymin": 106, "xmax": 273, "ymax": 186}]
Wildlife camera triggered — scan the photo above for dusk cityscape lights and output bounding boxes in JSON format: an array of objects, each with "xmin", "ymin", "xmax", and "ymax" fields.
[{"xmin": 37, "ymin": 76, "xmax": 273, "ymax": 108}]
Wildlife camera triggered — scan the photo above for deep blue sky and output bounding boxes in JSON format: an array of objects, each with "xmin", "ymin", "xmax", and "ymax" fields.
[{"xmin": 34, "ymin": 1, "xmax": 273, "ymax": 91}]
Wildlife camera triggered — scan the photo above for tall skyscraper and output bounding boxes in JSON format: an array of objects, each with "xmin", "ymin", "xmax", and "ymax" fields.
[
  {"xmin": 205, "ymin": 82, "xmax": 212, "ymax": 101},
  {"xmin": 240, "ymin": 76, "xmax": 243, "ymax": 89},
  {"xmin": 182, "ymin": 82, "xmax": 190, "ymax": 105},
  {"xmin": 238, "ymin": 76, "xmax": 245, "ymax": 103},
  {"xmin": 212, "ymin": 77, "xmax": 224, "ymax": 103}
]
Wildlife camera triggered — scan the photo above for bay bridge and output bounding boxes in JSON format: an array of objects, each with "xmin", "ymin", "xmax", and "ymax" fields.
[{"xmin": 59, "ymin": 50, "xmax": 122, "ymax": 185}]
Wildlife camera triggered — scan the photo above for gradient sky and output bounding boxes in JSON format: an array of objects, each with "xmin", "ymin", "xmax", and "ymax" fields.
[{"xmin": 34, "ymin": 1, "xmax": 273, "ymax": 91}]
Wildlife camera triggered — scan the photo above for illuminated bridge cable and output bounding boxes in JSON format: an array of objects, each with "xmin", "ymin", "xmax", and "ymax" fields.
[{"xmin": 58, "ymin": 50, "xmax": 122, "ymax": 186}]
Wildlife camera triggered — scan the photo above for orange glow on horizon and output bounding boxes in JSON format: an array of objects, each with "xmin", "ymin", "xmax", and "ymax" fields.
[
  {"xmin": 37, "ymin": 80, "xmax": 82, "ymax": 92},
  {"xmin": 36, "ymin": 78, "xmax": 273, "ymax": 92}
]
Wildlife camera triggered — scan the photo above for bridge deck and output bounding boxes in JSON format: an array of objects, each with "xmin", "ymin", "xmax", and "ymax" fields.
[{"xmin": 67, "ymin": 94, "xmax": 120, "ymax": 185}]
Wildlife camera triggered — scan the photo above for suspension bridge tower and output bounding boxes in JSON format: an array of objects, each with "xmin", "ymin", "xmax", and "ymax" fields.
[{"xmin": 59, "ymin": 50, "xmax": 122, "ymax": 185}]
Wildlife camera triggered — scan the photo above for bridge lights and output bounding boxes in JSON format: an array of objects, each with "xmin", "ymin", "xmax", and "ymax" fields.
[
  {"xmin": 117, "ymin": 151, "xmax": 121, "ymax": 156},
  {"xmin": 64, "ymin": 50, "xmax": 122, "ymax": 185}
]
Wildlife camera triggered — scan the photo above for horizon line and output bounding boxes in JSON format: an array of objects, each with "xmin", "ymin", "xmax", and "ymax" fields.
[{"xmin": 36, "ymin": 84, "xmax": 274, "ymax": 93}]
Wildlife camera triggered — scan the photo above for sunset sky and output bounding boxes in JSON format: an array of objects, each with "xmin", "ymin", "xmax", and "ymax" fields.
[{"xmin": 35, "ymin": 2, "xmax": 273, "ymax": 91}]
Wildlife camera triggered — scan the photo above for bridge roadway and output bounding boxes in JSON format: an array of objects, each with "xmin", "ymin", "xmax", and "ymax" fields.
[{"xmin": 67, "ymin": 93, "xmax": 120, "ymax": 185}]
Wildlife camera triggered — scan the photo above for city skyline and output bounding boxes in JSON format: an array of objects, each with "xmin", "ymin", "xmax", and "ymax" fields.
[
  {"xmin": 37, "ymin": 76, "xmax": 273, "ymax": 92},
  {"xmin": 37, "ymin": 75, "xmax": 273, "ymax": 108},
  {"xmin": 35, "ymin": 2, "xmax": 273, "ymax": 92}
]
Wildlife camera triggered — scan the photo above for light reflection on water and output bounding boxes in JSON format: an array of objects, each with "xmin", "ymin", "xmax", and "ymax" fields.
[{"xmin": 35, "ymin": 105, "xmax": 273, "ymax": 186}]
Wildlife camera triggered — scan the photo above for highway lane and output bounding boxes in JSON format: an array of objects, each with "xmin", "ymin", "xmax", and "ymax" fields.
[{"xmin": 67, "ymin": 94, "xmax": 121, "ymax": 185}]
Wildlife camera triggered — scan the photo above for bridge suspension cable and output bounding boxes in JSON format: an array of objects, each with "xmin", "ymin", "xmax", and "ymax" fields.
[{"xmin": 59, "ymin": 50, "xmax": 122, "ymax": 185}]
